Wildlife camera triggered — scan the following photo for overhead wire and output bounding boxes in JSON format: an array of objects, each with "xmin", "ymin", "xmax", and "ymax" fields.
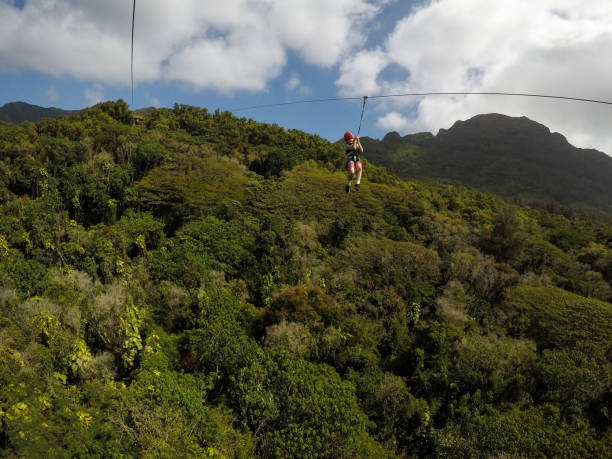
[
  {"xmin": 231, "ymin": 91, "xmax": 612, "ymax": 112},
  {"xmin": 370, "ymin": 91, "xmax": 612, "ymax": 105},
  {"xmin": 232, "ymin": 95, "xmax": 363, "ymax": 111}
]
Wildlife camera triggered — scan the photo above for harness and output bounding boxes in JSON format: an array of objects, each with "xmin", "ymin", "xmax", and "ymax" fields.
[
  {"xmin": 346, "ymin": 150, "xmax": 361, "ymax": 163},
  {"xmin": 345, "ymin": 143, "xmax": 361, "ymax": 166}
]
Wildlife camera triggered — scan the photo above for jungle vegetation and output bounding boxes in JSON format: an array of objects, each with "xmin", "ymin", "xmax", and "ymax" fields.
[{"xmin": 0, "ymin": 100, "xmax": 611, "ymax": 457}]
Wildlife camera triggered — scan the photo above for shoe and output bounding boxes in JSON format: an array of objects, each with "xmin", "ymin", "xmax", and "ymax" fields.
[
  {"xmin": 345, "ymin": 183, "xmax": 350, "ymax": 193},
  {"xmin": 355, "ymin": 183, "xmax": 360, "ymax": 191}
]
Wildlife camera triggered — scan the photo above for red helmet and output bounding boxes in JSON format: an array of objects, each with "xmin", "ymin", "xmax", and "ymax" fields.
[{"xmin": 344, "ymin": 131, "xmax": 353, "ymax": 141}]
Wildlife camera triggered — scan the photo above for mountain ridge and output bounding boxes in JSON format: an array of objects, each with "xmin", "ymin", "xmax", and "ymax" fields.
[
  {"xmin": 0, "ymin": 101, "xmax": 155, "ymax": 123},
  {"xmin": 0, "ymin": 101, "xmax": 79, "ymax": 123},
  {"xmin": 361, "ymin": 113, "xmax": 612, "ymax": 212}
]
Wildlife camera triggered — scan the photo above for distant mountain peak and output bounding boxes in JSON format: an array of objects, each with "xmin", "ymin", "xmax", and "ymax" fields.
[
  {"xmin": 0, "ymin": 101, "xmax": 159, "ymax": 124},
  {"xmin": 0, "ymin": 101, "xmax": 78, "ymax": 124},
  {"xmin": 362, "ymin": 113, "xmax": 612, "ymax": 212},
  {"xmin": 440, "ymin": 113, "xmax": 552, "ymax": 137},
  {"xmin": 382, "ymin": 131, "xmax": 401, "ymax": 143}
]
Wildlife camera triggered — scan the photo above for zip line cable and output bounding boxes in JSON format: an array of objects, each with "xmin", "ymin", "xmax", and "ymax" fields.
[
  {"xmin": 131, "ymin": 0, "xmax": 136, "ymax": 107},
  {"xmin": 372, "ymin": 91, "xmax": 612, "ymax": 105},
  {"xmin": 356, "ymin": 96, "xmax": 367, "ymax": 137},
  {"xmin": 231, "ymin": 91, "xmax": 612, "ymax": 112},
  {"xmin": 232, "ymin": 95, "xmax": 364, "ymax": 111}
]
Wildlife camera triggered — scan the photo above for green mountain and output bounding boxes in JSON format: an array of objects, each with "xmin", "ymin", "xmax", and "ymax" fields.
[
  {"xmin": 361, "ymin": 114, "xmax": 612, "ymax": 212},
  {"xmin": 0, "ymin": 101, "xmax": 79, "ymax": 123},
  {"xmin": 0, "ymin": 101, "xmax": 611, "ymax": 457},
  {"xmin": 0, "ymin": 101, "xmax": 155, "ymax": 124}
]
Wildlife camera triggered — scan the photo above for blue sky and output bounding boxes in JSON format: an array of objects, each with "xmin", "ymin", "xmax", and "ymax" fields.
[{"xmin": 2, "ymin": 0, "xmax": 612, "ymax": 154}]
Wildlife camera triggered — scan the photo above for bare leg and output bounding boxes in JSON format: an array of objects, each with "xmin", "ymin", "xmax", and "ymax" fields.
[{"xmin": 346, "ymin": 164, "xmax": 355, "ymax": 192}]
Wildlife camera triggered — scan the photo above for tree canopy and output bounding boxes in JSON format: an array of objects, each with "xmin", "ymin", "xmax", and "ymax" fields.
[{"xmin": 0, "ymin": 100, "xmax": 611, "ymax": 457}]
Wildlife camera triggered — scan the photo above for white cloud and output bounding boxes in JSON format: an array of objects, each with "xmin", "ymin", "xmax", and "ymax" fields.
[
  {"xmin": 285, "ymin": 75, "xmax": 301, "ymax": 92},
  {"xmin": 0, "ymin": 1, "xmax": 130, "ymax": 84},
  {"xmin": 165, "ymin": 29, "xmax": 286, "ymax": 93},
  {"xmin": 338, "ymin": 0, "xmax": 612, "ymax": 154},
  {"xmin": 269, "ymin": 0, "xmax": 382, "ymax": 67},
  {"xmin": 44, "ymin": 86, "xmax": 60, "ymax": 104},
  {"xmin": 337, "ymin": 48, "xmax": 389, "ymax": 97},
  {"xmin": 285, "ymin": 74, "xmax": 312, "ymax": 96},
  {"xmin": 377, "ymin": 111, "xmax": 412, "ymax": 132},
  {"xmin": 0, "ymin": 0, "xmax": 385, "ymax": 93},
  {"xmin": 84, "ymin": 83, "xmax": 104, "ymax": 106}
]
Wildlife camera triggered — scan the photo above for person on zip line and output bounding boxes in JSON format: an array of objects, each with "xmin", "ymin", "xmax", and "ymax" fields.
[{"xmin": 344, "ymin": 130, "xmax": 363, "ymax": 193}]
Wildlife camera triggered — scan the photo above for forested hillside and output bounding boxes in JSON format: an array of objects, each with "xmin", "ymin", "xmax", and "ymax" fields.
[
  {"xmin": 361, "ymin": 113, "xmax": 612, "ymax": 213},
  {"xmin": 0, "ymin": 102, "xmax": 78, "ymax": 124},
  {"xmin": 0, "ymin": 100, "xmax": 611, "ymax": 457}
]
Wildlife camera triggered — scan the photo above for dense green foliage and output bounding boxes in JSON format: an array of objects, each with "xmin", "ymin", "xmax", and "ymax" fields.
[{"xmin": 0, "ymin": 100, "xmax": 611, "ymax": 457}]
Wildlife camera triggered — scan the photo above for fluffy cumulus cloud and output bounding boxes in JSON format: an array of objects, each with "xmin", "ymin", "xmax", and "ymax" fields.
[
  {"xmin": 376, "ymin": 111, "xmax": 412, "ymax": 132},
  {"xmin": 337, "ymin": 0, "xmax": 612, "ymax": 154},
  {"xmin": 0, "ymin": 0, "xmax": 385, "ymax": 93}
]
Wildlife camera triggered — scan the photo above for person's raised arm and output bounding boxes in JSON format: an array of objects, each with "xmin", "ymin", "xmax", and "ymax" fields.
[{"xmin": 356, "ymin": 136, "xmax": 364, "ymax": 153}]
